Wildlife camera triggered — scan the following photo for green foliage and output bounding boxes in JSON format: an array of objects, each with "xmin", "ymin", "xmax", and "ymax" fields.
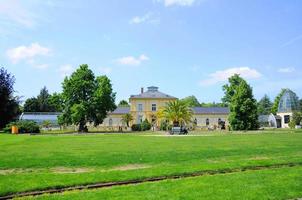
[
  {"xmin": 60, "ymin": 64, "xmax": 116, "ymax": 132},
  {"xmin": 289, "ymin": 112, "xmax": 302, "ymax": 129},
  {"xmin": 223, "ymin": 74, "xmax": 259, "ymax": 130},
  {"xmin": 3, "ymin": 120, "xmax": 40, "ymax": 133},
  {"xmin": 141, "ymin": 119, "xmax": 151, "ymax": 131},
  {"xmin": 0, "ymin": 67, "xmax": 20, "ymax": 129},
  {"xmin": 257, "ymin": 94, "xmax": 273, "ymax": 115},
  {"xmin": 130, "ymin": 120, "xmax": 151, "ymax": 131},
  {"xmin": 159, "ymin": 100, "xmax": 193, "ymax": 126},
  {"xmin": 118, "ymin": 100, "xmax": 130, "ymax": 107},
  {"xmin": 200, "ymin": 102, "xmax": 228, "ymax": 107},
  {"xmin": 271, "ymin": 89, "xmax": 286, "ymax": 114},
  {"xmin": 42, "ymin": 120, "xmax": 51, "ymax": 128},
  {"xmin": 121, "ymin": 113, "xmax": 133, "ymax": 127},
  {"xmin": 181, "ymin": 96, "xmax": 200, "ymax": 107},
  {"xmin": 23, "ymin": 87, "xmax": 63, "ymax": 112},
  {"xmin": 131, "ymin": 124, "xmax": 141, "ymax": 131}
]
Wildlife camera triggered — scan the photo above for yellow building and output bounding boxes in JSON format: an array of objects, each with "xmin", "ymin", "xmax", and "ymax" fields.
[
  {"xmin": 129, "ymin": 86, "xmax": 177, "ymax": 125},
  {"xmin": 100, "ymin": 86, "xmax": 229, "ymax": 130}
]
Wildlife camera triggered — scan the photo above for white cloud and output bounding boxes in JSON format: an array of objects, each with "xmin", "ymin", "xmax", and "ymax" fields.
[
  {"xmin": 116, "ymin": 54, "xmax": 149, "ymax": 66},
  {"xmin": 58, "ymin": 64, "xmax": 74, "ymax": 77},
  {"xmin": 0, "ymin": 0, "xmax": 35, "ymax": 28},
  {"xmin": 277, "ymin": 67, "xmax": 295, "ymax": 73},
  {"xmin": 99, "ymin": 67, "xmax": 112, "ymax": 75},
  {"xmin": 6, "ymin": 43, "xmax": 51, "ymax": 64},
  {"xmin": 200, "ymin": 67, "xmax": 262, "ymax": 86},
  {"xmin": 157, "ymin": 0, "xmax": 196, "ymax": 7},
  {"xmin": 129, "ymin": 12, "xmax": 160, "ymax": 25}
]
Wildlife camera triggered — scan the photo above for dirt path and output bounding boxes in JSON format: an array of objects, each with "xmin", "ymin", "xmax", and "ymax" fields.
[{"xmin": 0, "ymin": 162, "xmax": 301, "ymax": 200}]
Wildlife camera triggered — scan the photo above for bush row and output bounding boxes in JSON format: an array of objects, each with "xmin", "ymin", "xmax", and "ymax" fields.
[
  {"xmin": 3, "ymin": 120, "xmax": 40, "ymax": 133},
  {"xmin": 131, "ymin": 119, "xmax": 152, "ymax": 131}
]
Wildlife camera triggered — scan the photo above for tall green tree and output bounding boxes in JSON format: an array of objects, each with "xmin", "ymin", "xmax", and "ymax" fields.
[
  {"xmin": 257, "ymin": 94, "xmax": 273, "ymax": 115},
  {"xmin": 60, "ymin": 64, "xmax": 116, "ymax": 132},
  {"xmin": 24, "ymin": 87, "xmax": 63, "ymax": 112},
  {"xmin": 118, "ymin": 100, "xmax": 130, "ymax": 107},
  {"xmin": 0, "ymin": 67, "xmax": 20, "ymax": 129},
  {"xmin": 158, "ymin": 100, "xmax": 192, "ymax": 126},
  {"xmin": 37, "ymin": 86, "xmax": 51, "ymax": 112},
  {"xmin": 48, "ymin": 93, "xmax": 63, "ymax": 112},
  {"xmin": 271, "ymin": 89, "xmax": 286, "ymax": 114},
  {"xmin": 23, "ymin": 97, "xmax": 40, "ymax": 112},
  {"xmin": 223, "ymin": 74, "xmax": 259, "ymax": 130},
  {"xmin": 181, "ymin": 96, "xmax": 200, "ymax": 107}
]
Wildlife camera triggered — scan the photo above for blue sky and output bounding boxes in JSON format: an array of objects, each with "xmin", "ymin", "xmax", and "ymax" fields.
[{"xmin": 1, "ymin": 0, "xmax": 302, "ymax": 103}]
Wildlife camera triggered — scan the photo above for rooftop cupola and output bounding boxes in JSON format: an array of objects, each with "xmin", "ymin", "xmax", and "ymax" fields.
[{"xmin": 147, "ymin": 86, "xmax": 159, "ymax": 92}]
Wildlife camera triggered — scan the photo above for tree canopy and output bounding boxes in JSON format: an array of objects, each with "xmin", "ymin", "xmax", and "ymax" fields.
[
  {"xmin": 222, "ymin": 74, "xmax": 259, "ymax": 130},
  {"xmin": 180, "ymin": 96, "xmax": 200, "ymax": 107},
  {"xmin": 0, "ymin": 67, "xmax": 20, "ymax": 129},
  {"xmin": 158, "ymin": 100, "xmax": 192, "ymax": 126},
  {"xmin": 23, "ymin": 87, "xmax": 63, "ymax": 112},
  {"xmin": 59, "ymin": 64, "xmax": 116, "ymax": 132},
  {"xmin": 118, "ymin": 100, "xmax": 130, "ymax": 107},
  {"xmin": 257, "ymin": 94, "xmax": 273, "ymax": 115}
]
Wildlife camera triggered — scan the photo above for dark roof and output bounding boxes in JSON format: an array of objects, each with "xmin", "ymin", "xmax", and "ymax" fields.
[
  {"xmin": 110, "ymin": 107, "xmax": 130, "ymax": 114},
  {"xmin": 192, "ymin": 107, "xmax": 230, "ymax": 114},
  {"xmin": 130, "ymin": 86, "xmax": 177, "ymax": 99}
]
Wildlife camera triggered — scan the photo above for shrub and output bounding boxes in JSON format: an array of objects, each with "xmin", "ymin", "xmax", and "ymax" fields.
[
  {"xmin": 160, "ymin": 120, "xmax": 168, "ymax": 131},
  {"xmin": 131, "ymin": 124, "xmax": 141, "ymax": 131},
  {"xmin": 141, "ymin": 119, "xmax": 151, "ymax": 131},
  {"xmin": 289, "ymin": 112, "xmax": 302, "ymax": 129},
  {"xmin": 3, "ymin": 120, "xmax": 40, "ymax": 133}
]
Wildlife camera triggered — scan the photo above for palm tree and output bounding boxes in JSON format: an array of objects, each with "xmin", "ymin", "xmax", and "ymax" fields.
[
  {"xmin": 159, "ymin": 100, "xmax": 193, "ymax": 127},
  {"xmin": 121, "ymin": 113, "xmax": 133, "ymax": 127}
]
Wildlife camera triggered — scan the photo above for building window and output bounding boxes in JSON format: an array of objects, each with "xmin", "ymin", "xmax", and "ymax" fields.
[
  {"xmin": 138, "ymin": 104, "xmax": 143, "ymax": 112},
  {"xmin": 284, "ymin": 115, "xmax": 290, "ymax": 124},
  {"xmin": 206, "ymin": 118, "xmax": 209, "ymax": 126},
  {"xmin": 194, "ymin": 118, "xmax": 197, "ymax": 125},
  {"xmin": 152, "ymin": 104, "xmax": 157, "ymax": 111},
  {"xmin": 109, "ymin": 118, "xmax": 113, "ymax": 126},
  {"xmin": 218, "ymin": 118, "xmax": 221, "ymax": 124}
]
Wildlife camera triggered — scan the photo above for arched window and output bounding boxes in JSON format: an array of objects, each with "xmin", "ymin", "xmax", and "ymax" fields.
[
  {"xmin": 109, "ymin": 118, "xmax": 113, "ymax": 126},
  {"xmin": 206, "ymin": 118, "xmax": 209, "ymax": 126}
]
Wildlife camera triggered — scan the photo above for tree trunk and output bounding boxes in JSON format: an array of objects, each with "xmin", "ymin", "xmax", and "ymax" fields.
[{"xmin": 78, "ymin": 121, "xmax": 88, "ymax": 133}]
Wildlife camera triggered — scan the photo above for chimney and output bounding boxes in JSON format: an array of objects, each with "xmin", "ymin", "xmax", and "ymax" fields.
[{"xmin": 141, "ymin": 87, "xmax": 144, "ymax": 94}]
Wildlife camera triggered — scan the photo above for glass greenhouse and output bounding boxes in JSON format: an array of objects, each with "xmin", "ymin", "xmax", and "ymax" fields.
[
  {"xmin": 19, "ymin": 112, "xmax": 61, "ymax": 126},
  {"xmin": 278, "ymin": 89, "xmax": 300, "ymax": 113}
]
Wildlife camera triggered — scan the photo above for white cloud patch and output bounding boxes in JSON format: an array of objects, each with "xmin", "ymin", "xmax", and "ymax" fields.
[
  {"xmin": 99, "ymin": 67, "xmax": 112, "ymax": 75},
  {"xmin": 277, "ymin": 67, "xmax": 295, "ymax": 73},
  {"xmin": 157, "ymin": 0, "xmax": 196, "ymax": 7},
  {"xmin": 116, "ymin": 54, "xmax": 149, "ymax": 66},
  {"xmin": 200, "ymin": 67, "xmax": 262, "ymax": 86},
  {"xmin": 6, "ymin": 43, "xmax": 51, "ymax": 64},
  {"xmin": 129, "ymin": 12, "xmax": 160, "ymax": 25},
  {"xmin": 58, "ymin": 64, "xmax": 74, "ymax": 77},
  {"xmin": 33, "ymin": 64, "xmax": 49, "ymax": 70},
  {"xmin": 0, "ymin": 0, "xmax": 36, "ymax": 28}
]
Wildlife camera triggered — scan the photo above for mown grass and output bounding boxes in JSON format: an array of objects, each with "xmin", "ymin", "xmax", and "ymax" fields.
[
  {"xmin": 0, "ymin": 130, "xmax": 301, "ymax": 197},
  {"xmin": 20, "ymin": 166, "xmax": 302, "ymax": 200}
]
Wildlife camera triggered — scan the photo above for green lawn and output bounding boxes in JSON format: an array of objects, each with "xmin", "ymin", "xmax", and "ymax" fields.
[
  {"xmin": 21, "ymin": 166, "xmax": 302, "ymax": 200},
  {"xmin": 0, "ymin": 130, "xmax": 302, "ymax": 199}
]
